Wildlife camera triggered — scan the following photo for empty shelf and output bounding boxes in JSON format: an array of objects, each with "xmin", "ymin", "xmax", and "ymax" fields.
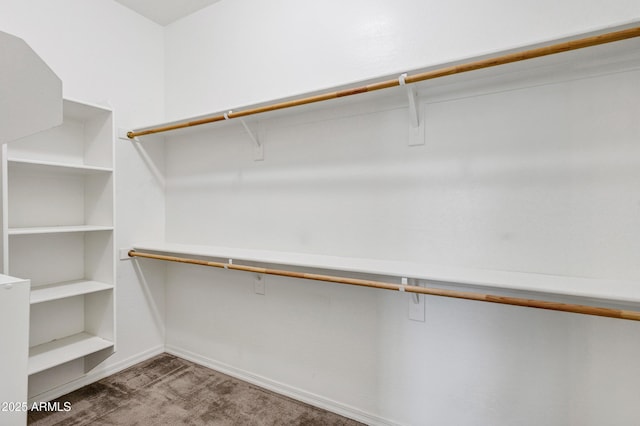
[
  {"xmin": 132, "ymin": 241, "xmax": 640, "ymax": 303},
  {"xmin": 8, "ymin": 158, "xmax": 113, "ymax": 175},
  {"xmin": 30, "ymin": 280, "xmax": 113, "ymax": 304},
  {"xmin": 9, "ymin": 225, "xmax": 113, "ymax": 235},
  {"xmin": 28, "ymin": 332, "xmax": 113, "ymax": 375}
]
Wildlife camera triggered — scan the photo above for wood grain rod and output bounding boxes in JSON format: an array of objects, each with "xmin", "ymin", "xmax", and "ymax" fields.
[
  {"xmin": 128, "ymin": 250, "xmax": 640, "ymax": 322},
  {"xmin": 127, "ymin": 26, "xmax": 640, "ymax": 139}
]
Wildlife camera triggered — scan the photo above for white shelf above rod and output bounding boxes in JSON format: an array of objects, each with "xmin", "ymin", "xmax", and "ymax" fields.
[
  {"xmin": 125, "ymin": 26, "xmax": 640, "ymax": 140},
  {"xmin": 127, "ymin": 249, "xmax": 640, "ymax": 323}
]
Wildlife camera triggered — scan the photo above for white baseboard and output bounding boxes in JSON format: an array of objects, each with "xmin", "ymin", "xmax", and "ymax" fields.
[
  {"xmin": 28, "ymin": 344, "xmax": 402, "ymax": 426},
  {"xmin": 165, "ymin": 344, "xmax": 401, "ymax": 426},
  {"xmin": 28, "ymin": 345, "xmax": 164, "ymax": 404}
]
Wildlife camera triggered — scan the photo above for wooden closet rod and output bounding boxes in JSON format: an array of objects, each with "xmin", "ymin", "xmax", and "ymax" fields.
[
  {"xmin": 127, "ymin": 26, "xmax": 640, "ymax": 139},
  {"xmin": 128, "ymin": 250, "xmax": 640, "ymax": 322}
]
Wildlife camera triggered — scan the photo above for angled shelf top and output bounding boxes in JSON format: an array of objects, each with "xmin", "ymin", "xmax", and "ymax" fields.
[
  {"xmin": 0, "ymin": 30, "xmax": 62, "ymax": 143},
  {"xmin": 0, "ymin": 273, "xmax": 29, "ymax": 287}
]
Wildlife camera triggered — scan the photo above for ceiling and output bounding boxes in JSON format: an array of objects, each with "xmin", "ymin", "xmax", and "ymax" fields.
[{"xmin": 113, "ymin": 0, "xmax": 222, "ymax": 26}]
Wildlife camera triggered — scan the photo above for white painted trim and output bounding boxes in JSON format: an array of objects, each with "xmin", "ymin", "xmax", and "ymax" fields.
[
  {"xmin": 165, "ymin": 345, "xmax": 403, "ymax": 426},
  {"xmin": 28, "ymin": 345, "xmax": 164, "ymax": 404},
  {"xmin": 27, "ymin": 344, "xmax": 403, "ymax": 424}
]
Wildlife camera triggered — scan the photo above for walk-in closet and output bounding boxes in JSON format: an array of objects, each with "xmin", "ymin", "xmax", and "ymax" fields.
[{"xmin": 1, "ymin": 1, "xmax": 640, "ymax": 425}]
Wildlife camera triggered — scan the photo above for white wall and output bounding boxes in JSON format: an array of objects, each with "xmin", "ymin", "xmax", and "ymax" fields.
[
  {"xmin": 0, "ymin": 0, "xmax": 167, "ymax": 391},
  {"xmin": 164, "ymin": 0, "xmax": 640, "ymax": 121},
  {"xmin": 161, "ymin": 66, "xmax": 640, "ymax": 425},
  {"xmin": 160, "ymin": 1, "xmax": 640, "ymax": 425}
]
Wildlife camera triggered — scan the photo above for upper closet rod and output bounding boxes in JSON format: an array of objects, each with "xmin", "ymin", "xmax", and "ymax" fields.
[
  {"xmin": 127, "ymin": 26, "xmax": 640, "ymax": 139},
  {"xmin": 128, "ymin": 250, "xmax": 640, "ymax": 322}
]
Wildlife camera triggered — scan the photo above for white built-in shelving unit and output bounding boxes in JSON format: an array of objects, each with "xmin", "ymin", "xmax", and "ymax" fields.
[
  {"xmin": 1, "ymin": 29, "xmax": 64, "ymax": 423},
  {"xmin": 1, "ymin": 98, "xmax": 116, "ymax": 399}
]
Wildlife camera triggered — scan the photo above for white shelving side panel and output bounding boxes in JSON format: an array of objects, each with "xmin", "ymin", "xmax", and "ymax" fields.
[
  {"xmin": 132, "ymin": 241, "xmax": 640, "ymax": 304},
  {"xmin": 9, "ymin": 225, "xmax": 113, "ymax": 235},
  {"xmin": 28, "ymin": 332, "xmax": 113, "ymax": 375},
  {"xmin": 8, "ymin": 158, "xmax": 113, "ymax": 175},
  {"xmin": 30, "ymin": 280, "xmax": 113, "ymax": 304},
  {"xmin": 0, "ymin": 31, "xmax": 62, "ymax": 144},
  {"xmin": 0, "ymin": 274, "xmax": 30, "ymax": 421}
]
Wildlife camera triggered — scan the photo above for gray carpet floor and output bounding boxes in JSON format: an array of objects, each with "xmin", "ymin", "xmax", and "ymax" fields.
[{"xmin": 28, "ymin": 353, "xmax": 364, "ymax": 425}]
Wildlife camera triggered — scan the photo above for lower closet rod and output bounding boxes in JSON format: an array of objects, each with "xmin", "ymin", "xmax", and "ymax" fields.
[{"xmin": 128, "ymin": 250, "xmax": 640, "ymax": 322}]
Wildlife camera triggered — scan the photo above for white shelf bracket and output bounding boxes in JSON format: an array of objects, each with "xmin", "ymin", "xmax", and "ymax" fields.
[
  {"xmin": 400, "ymin": 277, "xmax": 408, "ymax": 292},
  {"xmin": 400, "ymin": 277, "xmax": 420, "ymax": 304},
  {"xmin": 254, "ymin": 273, "xmax": 265, "ymax": 295},
  {"xmin": 226, "ymin": 111, "xmax": 264, "ymax": 161},
  {"xmin": 399, "ymin": 74, "xmax": 419, "ymax": 128},
  {"xmin": 399, "ymin": 73, "xmax": 425, "ymax": 146},
  {"xmin": 224, "ymin": 258, "xmax": 234, "ymax": 269},
  {"xmin": 402, "ymin": 277, "xmax": 425, "ymax": 322}
]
